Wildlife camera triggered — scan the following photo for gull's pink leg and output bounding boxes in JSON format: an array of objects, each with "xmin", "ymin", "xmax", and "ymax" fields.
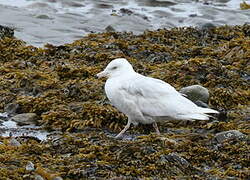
[
  {"xmin": 115, "ymin": 121, "xmax": 131, "ymax": 138},
  {"xmin": 153, "ymin": 122, "xmax": 160, "ymax": 135}
]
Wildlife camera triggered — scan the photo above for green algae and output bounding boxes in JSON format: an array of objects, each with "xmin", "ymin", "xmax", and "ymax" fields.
[{"xmin": 0, "ymin": 24, "xmax": 249, "ymax": 179}]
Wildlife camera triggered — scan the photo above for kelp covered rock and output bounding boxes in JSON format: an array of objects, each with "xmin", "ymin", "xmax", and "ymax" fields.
[
  {"xmin": 0, "ymin": 25, "xmax": 14, "ymax": 39},
  {"xmin": 0, "ymin": 131, "xmax": 249, "ymax": 179},
  {"xmin": 0, "ymin": 24, "xmax": 249, "ymax": 179}
]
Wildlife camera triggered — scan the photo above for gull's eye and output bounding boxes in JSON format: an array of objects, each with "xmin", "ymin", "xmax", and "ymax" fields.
[{"xmin": 111, "ymin": 66, "xmax": 117, "ymax": 70}]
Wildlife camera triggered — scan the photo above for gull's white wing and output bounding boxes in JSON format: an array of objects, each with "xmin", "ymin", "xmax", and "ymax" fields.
[{"xmin": 120, "ymin": 74, "xmax": 216, "ymax": 120}]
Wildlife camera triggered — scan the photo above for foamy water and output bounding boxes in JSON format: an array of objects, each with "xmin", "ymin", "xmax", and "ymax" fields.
[
  {"xmin": 0, "ymin": 121, "xmax": 48, "ymax": 140},
  {"xmin": 0, "ymin": 0, "xmax": 249, "ymax": 46},
  {"xmin": 0, "ymin": 113, "xmax": 48, "ymax": 140}
]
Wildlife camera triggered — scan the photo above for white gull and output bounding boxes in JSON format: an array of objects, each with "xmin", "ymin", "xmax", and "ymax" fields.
[{"xmin": 97, "ymin": 58, "xmax": 219, "ymax": 138}]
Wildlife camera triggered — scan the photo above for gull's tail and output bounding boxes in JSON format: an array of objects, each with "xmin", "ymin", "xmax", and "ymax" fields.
[
  {"xmin": 198, "ymin": 107, "xmax": 219, "ymax": 114},
  {"xmin": 178, "ymin": 113, "xmax": 210, "ymax": 120},
  {"xmin": 177, "ymin": 107, "xmax": 219, "ymax": 121}
]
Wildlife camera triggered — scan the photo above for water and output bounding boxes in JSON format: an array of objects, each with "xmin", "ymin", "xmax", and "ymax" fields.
[
  {"xmin": 0, "ymin": 0, "xmax": 249, "ymax": 46},
  {"xmin": 0, "ymin": 113, "xmax": 48, "ymax": 141}
]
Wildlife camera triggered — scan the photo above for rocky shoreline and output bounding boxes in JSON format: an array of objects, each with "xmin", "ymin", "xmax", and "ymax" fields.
[{"xmin": 0, "ymin": 24, "xmax": 249, "ymax": 179}]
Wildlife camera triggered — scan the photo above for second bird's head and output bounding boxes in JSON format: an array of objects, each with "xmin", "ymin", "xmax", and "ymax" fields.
[{"xmin": 97, "ymin": 58, "xmax": 134, "ymax": 79}]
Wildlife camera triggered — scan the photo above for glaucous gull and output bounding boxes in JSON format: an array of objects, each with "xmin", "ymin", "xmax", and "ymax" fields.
[{"xmin": 97, "ymin": 58, "xmax": 218, "ymax": 138}]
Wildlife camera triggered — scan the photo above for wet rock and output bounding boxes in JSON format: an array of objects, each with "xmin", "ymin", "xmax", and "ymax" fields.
[
  {"xmin": 4, "ymin": 103, "xmax": 20, "ymax": 115},
  {"xmin": 26, "ymin": 161, "xmax": 35, "ymax": 171},
  {"xmin": 179, "ymin": 85, "xmax": 209, "ymax": 103},
  {"xmin": 189, "ymin": 14, "xmax": 197, "ymax": 17},
  {"xmin": 194, "ymin": 100, "xmax": 209, "ymax": 108},
  {"xmin": 34, "ymin": 175, "xmax": 44, "ymax": 180},
  {"xmin": 165, "ymin": 153, "xmax": 190, "ymax": 168},
  {"xmin": 36, "ymin": 14, "xmax": 52, "ymax": 20},
  {"xmin": 0, "ymin": 25, "xmax": 14, "ymax": 39},
  {"xmin": 120, "ymin": 8, "xmax": 133, "ymax": 15},
  {"xmin": 11, "ymin": 113, "xmax": 38, "ymax": 126},
  {"xmin": 9, "ymin": 138, "xmax": 21, "ymax": 147},
  {"xmin": 215, "ymin": 130, "xmax": 246, "ymax": 143},
  {"xmin": 200, "ymin": 22, "xmax": 216, "ymax": 30},
  {"xmin": 105, "ymin": 25, "xmax": 116, "ymax": 32}
]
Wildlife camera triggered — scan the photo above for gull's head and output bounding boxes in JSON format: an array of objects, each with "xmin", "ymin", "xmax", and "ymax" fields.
[{"xmin": 97, "ymin": 58, "xmax": 134, "ymax": 78}]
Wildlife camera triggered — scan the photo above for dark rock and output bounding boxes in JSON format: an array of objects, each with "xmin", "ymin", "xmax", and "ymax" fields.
[
  {"xmin": 165, "ymin": 153, "xmax": 190, "ymax": 168},
  {"xmin": 215, "ymin": 130, "xmax": 246, "ymax": 143},
  {"xmin": 11, "ymin": 113, "xmax": 38, "ymax": 126},
  {"xmin": 4, "ymin": 103, "xmax": 20, "ymax": 115},
  {"xmin": 179, "ymin": 85, "xmax": 209, "ymax": 103},
  {"xmin": 200, "ymin": 22, "xmax": 216, "ymax": 30},
  {"xmin": 189, "ymin": 14, "xmax": 197, "ymax": 17},
  {"xmin": 36, "ymin": 14, "xmax": 52, "ymax": 19},
  {"xmin": 0, "ymin": 25, "xmax": 14, "ymax": 39},
  {"xmin": 120, "ymin": 8, "xmax": 133, "ymax": 15},
  {"xmin": 105, "ymin": 25, "xmax": 116, "ymax": 32},
  {"xmin": 194, "ymin": 100, "xmax": 210, "ymax": 108}
]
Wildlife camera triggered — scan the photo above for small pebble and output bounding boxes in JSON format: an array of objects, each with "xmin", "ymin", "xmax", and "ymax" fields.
[
  {"xmin": 53, "ymin": 176, "xmax": 63, "ymax": 180},
  {"xmin": 34, "ymin": 175, "xmax": 44, "ymax": 180},
  {"xmin": 9, "ymin": 138, "xmax": 21, "ymax": 147},
  {"xmin": 26, "ymin": 161, "xmax": 35, "ymax": 171}
]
